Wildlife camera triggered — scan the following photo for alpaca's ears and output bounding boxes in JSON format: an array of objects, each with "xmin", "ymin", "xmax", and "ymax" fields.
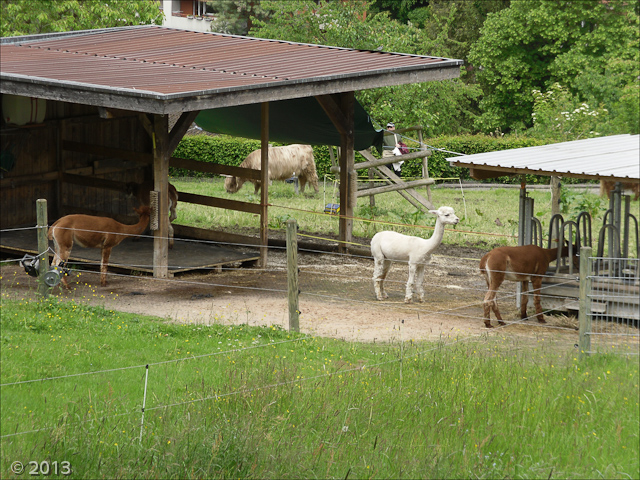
[{"xmin": 429, "ymin": 210, "xmax": 438, "ymax": 215}]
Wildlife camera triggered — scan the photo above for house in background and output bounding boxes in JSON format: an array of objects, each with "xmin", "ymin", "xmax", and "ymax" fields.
[{"xmin": 161, "ymin": 0, "xmax": 214, "ymax": 32}]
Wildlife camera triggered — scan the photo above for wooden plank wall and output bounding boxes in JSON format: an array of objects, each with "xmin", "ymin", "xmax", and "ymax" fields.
[{"xmin": 0, "ymin": 98, "xmax": 151, "ymax": 229}]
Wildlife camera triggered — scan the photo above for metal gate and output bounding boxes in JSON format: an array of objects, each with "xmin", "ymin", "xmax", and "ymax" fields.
[{"xmin": 579, "ymin": 252, "xmax": 639, "ymax": 355}]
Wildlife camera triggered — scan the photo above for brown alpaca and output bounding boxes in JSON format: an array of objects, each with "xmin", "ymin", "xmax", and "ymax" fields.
[
  {"xmin": 479, "ymin": 244, "xmax": 572, "ymax": 328},
  {"xmin": 48, "ymin": 206, "xmax": 150, "ymax": 288}
]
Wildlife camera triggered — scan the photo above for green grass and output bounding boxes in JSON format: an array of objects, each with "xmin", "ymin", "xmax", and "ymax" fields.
[
  {"xmin": 1, "ymin": 297, "xmax": 638, "ymax": 479},
  {"xmin": 172, "ymin": 177, "xmax": 636, "ymax": 252}
]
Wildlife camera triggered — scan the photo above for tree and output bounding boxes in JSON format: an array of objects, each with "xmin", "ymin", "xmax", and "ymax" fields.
[
  {"xmin": 205, "ymin": 0, "xmax": 270, "ymax": 35},
  {"xmin": 468, "ymin": 0, "xmax": 639, "ymax": 134},
  {"xmin": 0, "ymin": 0, "xmax": 163, "ymax": 37},
  {"xmin": 418, "ymin": 0, "xmax": 510, "ymax": 72},
  {"xmin": 250, "ymin": 0, "xmax": 481, "ymax": 135}
]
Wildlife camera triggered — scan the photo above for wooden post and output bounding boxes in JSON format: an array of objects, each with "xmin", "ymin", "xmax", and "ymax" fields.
[
  {"xmin": 578, "ymin": 245, "xmax": 592, "ymax": 357},
  {"xmin": 152, "ymin": 114, "xmax": 170, "ymax": 279},
  {"xmin": 36, "ymin": 199, "xmax": 49, "ymax": 298},
  {"xmin": 417, "ymin": 127, "xmax": 432, "ymax": 204},
  {"xmin": 260, "ymin": 102, "xmax": 269, "ymax": 267},
  {"xmin": 338, "ymin": 92, "xmax": 355, "ymax": 253},
  {"xmin": 550, "ymin": 176, "xmax": 561, "ymax": 247},
  {"xmin": 368, "ymin": 167, "xmax": 375, "ymax": 207},
  {"xmin": 286, "ymin": 219, "xmax": 299, "ymax": 332}
]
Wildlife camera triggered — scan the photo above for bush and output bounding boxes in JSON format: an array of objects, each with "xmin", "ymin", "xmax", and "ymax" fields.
[{"xmin": 173, "ymin": 133, "xmax": 588, "ymax": 186}]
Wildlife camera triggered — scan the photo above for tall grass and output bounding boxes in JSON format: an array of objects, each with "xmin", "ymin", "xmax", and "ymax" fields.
[
  {"xmin": 172, "ymin": 178, "xmax": 635, "ymax": 252},
  {"xmin": 1, "ymin": 297, "xmax": 638, "ymax": 479}
]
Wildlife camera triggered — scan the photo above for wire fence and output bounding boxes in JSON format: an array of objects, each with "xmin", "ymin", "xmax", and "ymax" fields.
[
  {"xmin": 1, "ymin": 225, "xmax": 638, "ymax": 441},
  {"xmin": 582, "ymin": 256, "xmax": 639, "ymax": 355}
]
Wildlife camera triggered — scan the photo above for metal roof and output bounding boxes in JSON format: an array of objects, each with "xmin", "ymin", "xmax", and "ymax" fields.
[
  {"xmin": 0, "ymin": 25, "xmax": 462, "ymax": 114},
  {"xmin": 448, "ymin": 135, "xmax": 640, "ymax": 183}
]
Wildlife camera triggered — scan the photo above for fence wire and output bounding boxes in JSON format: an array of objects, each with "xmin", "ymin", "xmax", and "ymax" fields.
[{"xmin": 585, "ymin": 257, "xmax": 640, "ymax": 355}]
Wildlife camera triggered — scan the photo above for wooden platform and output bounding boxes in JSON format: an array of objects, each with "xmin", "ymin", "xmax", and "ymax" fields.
[{"xmin": 0, "ymin": 229, "xmax": 260, "ymax": 276}]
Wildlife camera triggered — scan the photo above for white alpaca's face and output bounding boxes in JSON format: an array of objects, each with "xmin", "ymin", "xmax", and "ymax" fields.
[{"xmin": 435, "ymin": 207, "xmax": 459, "ymax": 225}]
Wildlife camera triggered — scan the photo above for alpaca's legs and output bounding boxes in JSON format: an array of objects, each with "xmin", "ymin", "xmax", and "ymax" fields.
[
  {"xmin": 299, "ymin": 177, "xmax": 306, "ymax": 193},
  {"xmin": 51, "ymin": 233, "xmax": 72, "ymax": 289},
  {"xmin": 373, "ymin": 258, "xmax": 391, "ymax": 300},
  {"xmin": 531, "ymin": 277, "xmax": 546, "ymax": 323},
  {"xmin": 414, "ymin": 264, "xmax": 426, "ymax": 302},
  {"xmin": 520, "ymin": 281, "xmax": 529, "ymax": 319},
  {"xmin": 405, "ymin": 264, "xmax": 418, "ymax": 303},
  {"xmin": 100, "ymin": 247, "xmax": 112, "ymax": 287},
  {"xmin": 482, "ymin": 269, "xmax": 506, "ymax": 327}
]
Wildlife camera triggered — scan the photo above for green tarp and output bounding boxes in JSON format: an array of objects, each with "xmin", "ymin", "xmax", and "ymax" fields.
[{"xmin": 195, "ymin": 96, "xmax": 384, "ymax": 154}]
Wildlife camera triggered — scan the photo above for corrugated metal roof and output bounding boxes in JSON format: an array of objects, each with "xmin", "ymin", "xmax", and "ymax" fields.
[
  {"xmin": 448, "ymin": 135, "xmax": 640, "ymax": 182},
  {"xmin": 0, "ymin": 25, "xmax": 462, "ymax": 113}
]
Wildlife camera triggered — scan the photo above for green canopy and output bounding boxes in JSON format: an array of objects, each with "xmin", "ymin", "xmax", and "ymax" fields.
[{"xmin": 195, "ymin": 96, "xmax": 383, "ymax": 154}]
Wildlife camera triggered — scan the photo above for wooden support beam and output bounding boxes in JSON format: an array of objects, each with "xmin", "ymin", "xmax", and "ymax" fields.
[
  {"xmin": 356, "ymin": 177, "xmax": 435, "ymax": 197},
  {"xmin": 355, "ymin": 148, "xmax": 431, "ymax": 170},
  {"xmin": 152, "ymin": 114, "xmax": 170, "ymax": 279},
  {"xmin": 338, "ymin": 92, "xmax": 355, "ymax": 253},
  {"xmin": 168, "ymin": 111, "xmax": 199, "ymax": 154},
  {"xmin": 315, "ymin": 94, "xmax": 348, "ymax": 135},
  {"xmin": 260, "ymin": 102, "xmax": 269, "ymax": 267},
  {"xmin": 177, "ymin": 191, "xmax": 262, "ymax": 215}
]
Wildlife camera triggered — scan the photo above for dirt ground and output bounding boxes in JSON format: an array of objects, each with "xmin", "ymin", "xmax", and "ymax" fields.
[{"xmin": 0, "ymin": 242, "xmax": 587, "ymax": 346}]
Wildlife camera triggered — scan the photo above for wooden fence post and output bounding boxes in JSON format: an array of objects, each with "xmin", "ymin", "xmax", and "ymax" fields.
[
  {"xmin": 578, "ymin": 245, "xmax": 592, "ymax": 357},
  {"xmin": 36, "ymin": 199, "xmax": 49, "ymax": 298},
  {"xmin": 286, "ymin": 219, "xmax": 300, "ymax": 332}
]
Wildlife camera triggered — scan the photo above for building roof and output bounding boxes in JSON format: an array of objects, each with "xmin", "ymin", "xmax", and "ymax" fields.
[
  {"xmin": 448, "ymin": 135, "xmax": 640, "ymax": 183},
  {"xmin": 0, "ymin": 25, "xmax": 462, "ymax": 114}
]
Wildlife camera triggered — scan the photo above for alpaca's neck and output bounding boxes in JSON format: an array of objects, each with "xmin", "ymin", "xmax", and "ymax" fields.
[
  {"xmin": 122, "ymin": 215, "xmax": 149, "ymax": 236},
  {"xmin": 426, "ymin": 218, "xmax": 446, "ymax": 247}
]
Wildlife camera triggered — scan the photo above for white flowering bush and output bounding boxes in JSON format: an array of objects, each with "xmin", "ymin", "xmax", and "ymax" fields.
[{"xmin": 530, "ymin": 83, "xmax": 610, "ymax": 142}]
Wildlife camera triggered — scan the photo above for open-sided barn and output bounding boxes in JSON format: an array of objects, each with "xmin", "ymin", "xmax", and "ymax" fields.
[{"xmin": 0, "ymin": 25, "xmax": 462, "ymax": 277}]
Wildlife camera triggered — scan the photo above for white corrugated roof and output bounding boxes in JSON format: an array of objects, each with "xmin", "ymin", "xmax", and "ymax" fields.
[{"xmin": 448, "ymin": 134, "xmax": 639, "ymax": 182}]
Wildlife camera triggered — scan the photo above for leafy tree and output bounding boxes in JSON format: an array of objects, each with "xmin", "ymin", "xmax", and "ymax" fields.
[
  {"xmin": 469, "ymin": 0, "xmax": 639, "ymax": 133},
  {"xmin": 0, "ymin": 0, "xmax": 163, "ymax": 37},
  {"xmin": 418, "ymin": 0, "xmax": 510, "ymax": 71},
  {"xmin": 528, "ymin": 83, "xmax": 610, "ymax": 142},
  {"xmin": 251, "ymin": 0, "xmax": 481, "ymax": 136},
  {"xmin": 368, "ymin": 0, "xmax": 428, "ymax": 24},
  {"xmin": 205, "ymin": 0, "xmax": 270, "ymax": 35}
]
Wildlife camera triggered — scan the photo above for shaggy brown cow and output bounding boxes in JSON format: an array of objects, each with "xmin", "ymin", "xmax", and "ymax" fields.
[{"xmin": 225, "ymin": 144, "xmax": 319, "ymax": 194}]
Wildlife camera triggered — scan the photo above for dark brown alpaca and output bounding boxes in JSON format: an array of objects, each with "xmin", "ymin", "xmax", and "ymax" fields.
[{"xmin": 479, "ymin": 244, "xmax": 572, "ymax": 328}]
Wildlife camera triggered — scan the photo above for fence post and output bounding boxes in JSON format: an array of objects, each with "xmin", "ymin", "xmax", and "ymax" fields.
[
  {"xmin": 36, "ymin": 199, "xmax": 50, "ymax": 299},
  {"xmin": 578, "ymin": 246, "xmax": 592, "ymax": 357},
  {"xmin": 286, "ymin": 219, "xmax": 300, "ymax": 332}
]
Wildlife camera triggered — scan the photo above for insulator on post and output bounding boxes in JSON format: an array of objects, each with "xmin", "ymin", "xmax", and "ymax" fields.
[{"xmin": 149, "ymin": 190, "xmax": 159, "ymax": 231}]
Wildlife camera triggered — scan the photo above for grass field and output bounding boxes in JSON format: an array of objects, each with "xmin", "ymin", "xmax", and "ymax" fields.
[{"xmin": 1, "ymin": 296, "xmax": 639, "ymax": 479}]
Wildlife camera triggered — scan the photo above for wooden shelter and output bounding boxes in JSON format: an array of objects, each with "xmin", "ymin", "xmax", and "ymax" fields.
[{"xmin": 0, "ymin": 25, "xmax": 461, "ymax": 277}]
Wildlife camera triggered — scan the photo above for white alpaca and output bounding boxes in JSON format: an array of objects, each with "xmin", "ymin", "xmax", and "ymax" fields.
[{"xmin": 371, "ymin": 206, "xmax": 459, "ymax": 303}]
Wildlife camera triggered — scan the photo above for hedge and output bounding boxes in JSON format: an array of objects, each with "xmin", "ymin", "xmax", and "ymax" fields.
[{"xmin": 171, "ymin": 133, "xmax": 570, "ymax": 185}]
